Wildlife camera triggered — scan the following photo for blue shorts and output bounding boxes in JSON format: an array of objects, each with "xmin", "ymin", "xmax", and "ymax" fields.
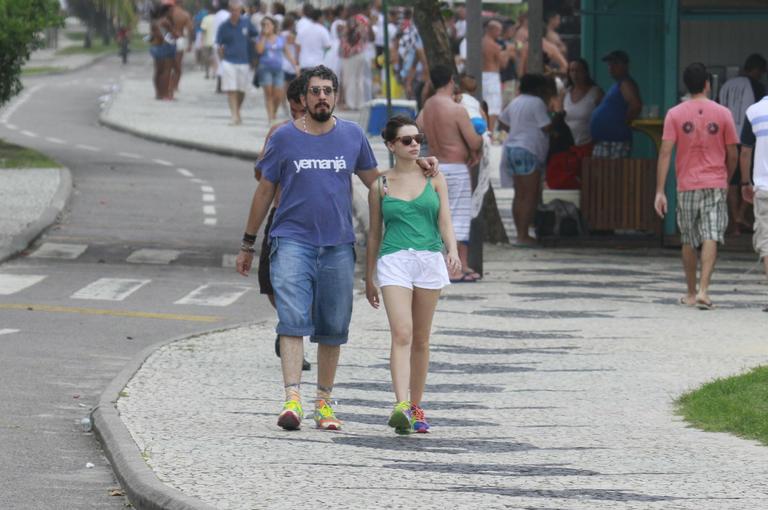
[
  {"xmin": 258, "ymin": 66, "xmax": 285, "ymax": 87},
  {"xmin": 269, "ymin": 237, "xmax": 355, "ymax": 345},
  {"xmin": 149, "ymin": 43, "xmax": 176, "ymax": 60},
  {"xmin": 503, "ymin": 146, "xmax": 542, "ymax": 177}
]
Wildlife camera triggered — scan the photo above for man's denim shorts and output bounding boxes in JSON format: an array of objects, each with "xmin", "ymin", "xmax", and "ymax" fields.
[
  {"xmin": 149, "ymin": 43, "xmax": 176, "ymax": 60},
  {"xmin": 269, "ymin": 237, "xmax": 355, "ymax": 345}
]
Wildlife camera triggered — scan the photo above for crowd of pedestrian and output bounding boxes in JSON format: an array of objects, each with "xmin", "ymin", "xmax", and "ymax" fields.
[{"xmin": 142, "ymin": 1, "xmax": 768, "ymax": 434}]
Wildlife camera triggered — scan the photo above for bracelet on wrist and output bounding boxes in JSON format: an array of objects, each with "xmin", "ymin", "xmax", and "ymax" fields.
[
  {"xmin": 240, "ymin": 244, "xmax": 256, "ymax": 253},
  {"xmin": 242, "ymin": 232, "xmax": 257, "ymax": 244}
]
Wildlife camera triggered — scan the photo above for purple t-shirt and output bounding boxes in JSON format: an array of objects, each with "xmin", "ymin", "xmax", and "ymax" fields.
[{"xmin": 257, "ymin": 118, "xmax": 378, "ymax": 246}]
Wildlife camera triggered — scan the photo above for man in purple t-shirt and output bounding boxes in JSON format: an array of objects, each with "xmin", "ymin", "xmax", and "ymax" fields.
[{"xmin": 236, "ymin": 65, "xmax": 435, "ymax": 432}]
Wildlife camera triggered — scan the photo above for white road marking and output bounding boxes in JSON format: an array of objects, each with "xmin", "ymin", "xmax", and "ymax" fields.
[
  {"xmin": 221, "ymin": 255, "xmax": 237, "ymax": 268},
  {"xmin": 175, "ymin": 284, "xmax": 250, "ymax": 307},
  {"xmin": 75, "ymin": 144, "xmax": 100, "ymax": 152},
  {"xmin": 29, "ymin": 243, "xmax": 88, "ymax": 260},
  {"xmin": 190, "ymin": 178, "xmax": 206, "ymax": 184},
  {"xmin": 0, "ymin": 329, "xmax": 20, "ymax": 336},
  {"xmin": 45, "ymin": 137, "xmax": 65, "ymax": 144},
  {"xmin": 201, "ymin": 185, "xmax": 214, "ymax": 193},
  {"xmin": 0, "ymin": 274, "xmax": 47, "ymax": 295},
  {"xmin": 126, "ymin": 249, "xmax": 181, "ymax": 265},
  {"xmin": 21, "ymin": 130, "xmax": 38, "ymax": 138},
  {"xmin": 202, "ymin": 194, "xmax": 216, "ymax": 202},
  {"xmin": 71, "ymin": 278, "xmax": 150, "ymax": 301},
  {"xmin": 203, "ymin": 205, "xmax": 216, "ymax": 215},
  {"xmin": 6, "ymin": 124, "xmax": 18, "ymax": 130},
  {"xmin": 204, "ymin": 217, "xmax": 217, "ymax": 226},
  {"xmin": 153, "ymin": 159, "xmax": 173, "ymax": 167},
  {"xmin": 0, "ymin": 84, "xmax": 44, "ymax": 123},
  {"xmin": 176, "ymin": 168, "xmax": 194, "ymax": 177},
  {"xmin": 118, "ymin": 152, "xmax": 141, "ymax": 159}
]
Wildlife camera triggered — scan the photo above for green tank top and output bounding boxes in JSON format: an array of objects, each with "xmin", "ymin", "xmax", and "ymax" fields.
[{"xmin": 379, "ymin": 176, "xmax": 444, "ymax": 257}]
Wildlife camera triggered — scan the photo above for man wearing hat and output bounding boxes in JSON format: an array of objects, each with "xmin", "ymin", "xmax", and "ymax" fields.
[{"xmin": 589, "ymin": 50, "xmax": 642, "ymax": 158}]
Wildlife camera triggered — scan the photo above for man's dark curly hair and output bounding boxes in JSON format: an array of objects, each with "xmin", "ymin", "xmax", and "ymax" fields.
[{"xmin": 301, "ymin": 65, "xmax": 339, "ymax": 96}]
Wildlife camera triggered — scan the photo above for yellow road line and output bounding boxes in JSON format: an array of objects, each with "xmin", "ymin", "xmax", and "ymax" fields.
[{"xmin": 0, "ymin": 303, "xmax": 221, "ymax": 323}]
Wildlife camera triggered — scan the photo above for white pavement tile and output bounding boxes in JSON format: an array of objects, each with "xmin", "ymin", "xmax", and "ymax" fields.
[
  {"xmin": 29, "ymin": 242, "xmax": 88, "ymax": 260},
  {"xmin": 202, "ymin": 194, "xmax": 215, "ymax": 202},
  {"xmin": 203, "ymin": 205, "xmax": 216, "ymax": 215},
  {"xmin": 0, "ymin": 274, "xmax": 47, "ymax": 295},
  {"xmin": 0, "ymin": 329, "xmax": 20, "ymax": 336},
  {"xmin": 174, "ymin": 283, "xmax": 250, "ymax": 307},
  {"xmin": 71, "ymin": 278, "xmax": 150, "ymax": 301},
  {"xmin": 126, "ymin": 249, "xmax": 181, "ymax": 265}
]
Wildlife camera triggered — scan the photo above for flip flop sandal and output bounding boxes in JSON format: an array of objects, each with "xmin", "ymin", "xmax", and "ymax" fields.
[
  {"xmin": 679, "ymin": 297, "xmax": 695, "ymax": 307},
  {"xmin": 695, "ymin": 299, "xmax": 715, "ymax": 310},
  {"xmin": 449, "ymin": 273, "xmax": 478, "ymax": 283}
]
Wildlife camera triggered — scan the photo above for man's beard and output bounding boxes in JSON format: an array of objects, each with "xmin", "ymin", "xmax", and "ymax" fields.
[{"xmin": 308, "ymin": 104, "xmax": 334, "ymax": 122}]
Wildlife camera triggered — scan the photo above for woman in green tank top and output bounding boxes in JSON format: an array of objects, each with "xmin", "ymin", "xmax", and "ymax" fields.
[{"xmin": 365, "ymin": 116, "xmax": 461, "ymax": 434}]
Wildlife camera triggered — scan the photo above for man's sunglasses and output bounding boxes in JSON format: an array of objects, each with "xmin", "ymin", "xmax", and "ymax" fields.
[
  {"xmin": 394, "ymin": 134, "xmax": 425, "ymax": 145},
  {"xmin": 308, "ymin": 86, "xmax": 335, "ymax": 96}
]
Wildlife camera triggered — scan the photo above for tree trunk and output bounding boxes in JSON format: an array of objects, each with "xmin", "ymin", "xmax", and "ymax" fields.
[
  {"xmin": 413, "ymin": 0, "xmax": 510, "ymax": 246},
  {"xmin": 412, "ymin": 0, "xmax": 454, "ymax": 73}
]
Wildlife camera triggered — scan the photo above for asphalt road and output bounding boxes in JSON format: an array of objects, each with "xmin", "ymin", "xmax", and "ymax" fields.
[{"xmin": 0, "ymin": 54, "xmax": 274, "ymax": 509}]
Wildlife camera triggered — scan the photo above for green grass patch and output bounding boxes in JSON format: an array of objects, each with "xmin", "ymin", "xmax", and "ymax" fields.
[
  {"xmin": 0, "ymin": 140, "xmax": 61, "ymax": 169},
  {"xmin": 57, "ymin": 33, "xmax": 150, "ymax": 56},
  {"xmin": 677, "ymin": 366, "xmax": 768, "ymax": 446},
  {"xmin": 21, "ymin": 66, "xmax": 66, "ymax": 76},
  {"xmin": 65, "ymin": 31, "xmax": 87, "ymax": 42}
]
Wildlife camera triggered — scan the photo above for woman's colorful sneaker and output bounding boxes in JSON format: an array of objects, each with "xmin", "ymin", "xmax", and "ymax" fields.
[
  {"xmin": 388, "ymin": 401, "xmax": 412, "ymax": 434},
  {"xmin": 410, "ymin": 403, "xmax": 430, "ymax": 433}
]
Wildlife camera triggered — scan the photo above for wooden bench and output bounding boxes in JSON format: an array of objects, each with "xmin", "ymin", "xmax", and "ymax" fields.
[{"xmin": 580, "ymin": 158, "xmax": 662, "ymax": 234}]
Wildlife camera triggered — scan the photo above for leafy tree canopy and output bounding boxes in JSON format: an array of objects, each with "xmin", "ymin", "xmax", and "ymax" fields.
[{"xmin": 0, "ymin": 0, "xmax": 63, "ymax": 107}]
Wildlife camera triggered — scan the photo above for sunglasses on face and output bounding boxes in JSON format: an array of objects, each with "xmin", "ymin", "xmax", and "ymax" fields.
[
  {"xmin": 395, "ymin": 134, "xmax": 425, "ymax": 146},
  {"xmin": 308, "ymin": 86, "xmax": 335, "ymax": 96}
]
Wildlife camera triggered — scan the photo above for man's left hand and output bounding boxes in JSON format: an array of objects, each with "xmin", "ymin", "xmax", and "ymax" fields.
[{"xmin": 417, "ymin": 156, "xmax": 439, "ymax": 177}]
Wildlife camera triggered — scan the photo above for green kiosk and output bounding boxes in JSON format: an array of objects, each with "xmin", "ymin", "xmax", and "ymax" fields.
[{"xmin": 580, "ymin": 0, "xmax": 768, "ymax": 240}]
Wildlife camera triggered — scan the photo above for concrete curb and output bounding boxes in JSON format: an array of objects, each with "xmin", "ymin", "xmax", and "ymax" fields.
[
  {"xmin": 0, "ymin": 167, "xmax": 72, "ymax": 264},
  {"xmin": 92, "ymin": 325, "xmax": 257, "ymax": 510},
  {"xmin": 98, "ymin": 109, "xmax": 260, "ymax": 162}
]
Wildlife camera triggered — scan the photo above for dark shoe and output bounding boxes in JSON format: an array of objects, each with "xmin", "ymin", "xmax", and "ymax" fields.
[{"xmin": 302, "ymin": 357, "xmax": 311, "ymax": 371}]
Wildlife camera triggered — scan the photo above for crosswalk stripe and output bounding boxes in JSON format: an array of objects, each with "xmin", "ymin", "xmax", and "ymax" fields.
[
  {"xmin": 0, "ymin": 274, "xmax": 47, "ymax": 295},
  {"xmin": 0, "ymin": 329, "xmax": 20, "ymax": 336},
  {"xmin": 29, "ymin": 242, "xmax": 88, "ymax": 260},
  {"xmin": 126, "ymin": 249, "xmax": 181, "ymax": 265},
  {"xmin": 177, "ymin": 168, "xmax": 194, "ymax": 177},
  {"xmin": 118, "ymin": 151, "xmax": 141, "ymax": 159},
  {"xmin": 203, "ymin": 205, "xmax": 216, "ymax": 215},
  {"xmin": 75, "ymin": 144, "xmax": 100, "ymax": 152},
  {"xmin": 174, "ymin": 284, "xmax": 251, "ymax": 307},
  {"xmin": 204, "ymin": 217, "xmax": 217, "ymax": 226},
  {"xmin": 46, "ymin": 137, "xmax": 65, "ymax": 144},
  {"xmin": 201, "ymin": 185, "xmax": 214, "ymax": 193},
  {"xmin": 153, "ymin": 159, "xmax": 173, "ymax": 167},
  {"xmin": 202, "ymin": 193, "xmax": 216, "ymax": 202},
  {"xmin": 71, "ymin": 278, "xmax": 151, "ymax": 301},
  {"xmin": 21, "ymin": 130, "xmax": 37, "ymax": 138}
]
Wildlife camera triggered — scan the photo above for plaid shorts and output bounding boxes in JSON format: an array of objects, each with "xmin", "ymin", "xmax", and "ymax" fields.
[
  {"xmin": 592, "ymin": 141, "xmax": 632, "ymax": 159},
  {"xmin": 676, "ymin": 188, "xmax": 728, "ymax": 247},
  {"xmin": 753, "ymin": 189, "xmax": 768, "ymax": 258}
]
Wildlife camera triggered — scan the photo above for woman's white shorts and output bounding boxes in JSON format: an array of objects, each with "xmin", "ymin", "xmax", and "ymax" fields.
[{"xmin": 376, "ymin": 249, "xmax": 451, "ymax": 290}]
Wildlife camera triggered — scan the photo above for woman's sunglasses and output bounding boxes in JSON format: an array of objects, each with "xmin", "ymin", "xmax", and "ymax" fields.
[
  {"xmin": 308, "ymin": 86, "xmax": 335, "ymax": 96},
  {"xmin": 394, "ymin": 134, "xmax": 425, "ymax": 145}
]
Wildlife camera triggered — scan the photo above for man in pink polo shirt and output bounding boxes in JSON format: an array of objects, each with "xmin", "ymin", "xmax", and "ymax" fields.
[{"xmin": 655, "ymin": 62, "xmax": 739, "ymax": 310}]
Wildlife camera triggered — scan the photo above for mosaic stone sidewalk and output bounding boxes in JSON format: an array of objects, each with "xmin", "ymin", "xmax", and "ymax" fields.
[{"xmin": 117, "ymin": 245, "xmax": 768, "ymax": 509}]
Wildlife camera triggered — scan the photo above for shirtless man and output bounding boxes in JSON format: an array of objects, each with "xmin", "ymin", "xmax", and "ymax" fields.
[
  {"xmin": 418, "ymin": 65, "xmax": 484, "ymax": 281},
  {"xmin": 482, "ymin": 20, "xmax": 514, "ymax": 133},
  {"xmin": 170, "ymin": 0, "xmax": 194, "ymax": 94}
]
